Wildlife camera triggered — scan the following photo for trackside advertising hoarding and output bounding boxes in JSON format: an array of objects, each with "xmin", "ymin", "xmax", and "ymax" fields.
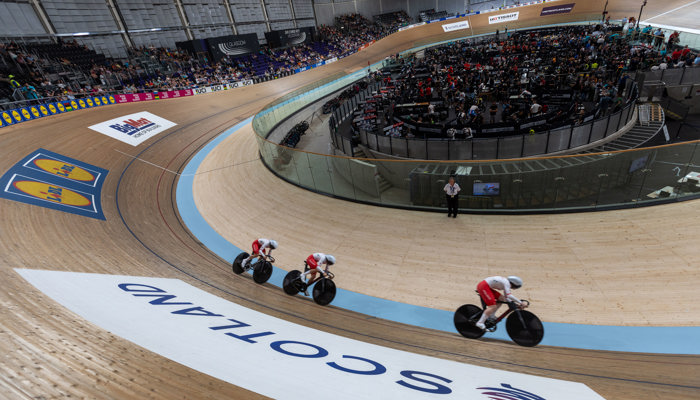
[
  {"xmin": 88, "ymin": 111, "xmax": 177, "ymax": 146},
  {"xmin": 488, "ymin": 11, "xmax": 519, "ymax": 24},
  {"xmin": 442, "ymin": 20, "xmax": 470, "ymax": 32},
  {"xmin": 16, "ymin": 269, "xmax": 606, "ymax": 400},
  {"xmin": 540, "ymin": 3, "xmax": 576, "ymax": 16}
]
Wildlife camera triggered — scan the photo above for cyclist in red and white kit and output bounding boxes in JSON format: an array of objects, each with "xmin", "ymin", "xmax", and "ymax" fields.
[
  {"xmin": 475, "ymin": 275, "xmax": 525, "ymax": 330},
  {"xmin": 241, "ymin": 238, "xmax": 278, "ymax": 269},
  {"xmin": 300, "ymin": 252, "xmax": 336, "ymax": 296}
]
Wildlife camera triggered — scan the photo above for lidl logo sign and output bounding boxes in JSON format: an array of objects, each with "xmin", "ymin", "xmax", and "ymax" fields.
[
  {"xmin": 79, "ymin": 99, "xmax": 87, "ymax": 108},
  {"xmin": 13, "ymin": 180, "xmax": 92, "ymax": 206},
  {"xmin": 86, "ymin": 98, "xmax": 94, "ymax": 107},
  {"xmin": 2, "ymin": 112, "xmax": 12, "ymax": 125},
  {"xmin": 88, "ymin": 111, "xmax": 177, "ymax": 146},
  {"xmin": 30, "ymin": 107, "xmax": 40, "ymax": 118},
  {"xmin": 94, "ymin": 97, "xmax": 102, "ymax": 106},
  {"xmin": 57, "ymin": 102, "xmax": 66, "ymax": 112},
  {"xmin": 33, "ymin": 159, "xmax": 96, "ymax": 182},
  {"xmin": 40, "ymin": 105, "xmax": 49, "ymax": 116},
  {"xmin": 0, "ymin": 149, "xmax": 108, "ymax": 219}
]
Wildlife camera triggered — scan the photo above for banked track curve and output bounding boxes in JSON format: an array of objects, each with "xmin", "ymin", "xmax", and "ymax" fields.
[{"xmin": 1, "ymin": 1, "xmax": 699, "ymax": 399}]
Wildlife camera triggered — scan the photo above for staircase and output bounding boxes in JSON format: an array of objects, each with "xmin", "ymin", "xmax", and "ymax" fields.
[
  {"xmin": 353, "ymin": 146, "xmax": 393, "ymax": 193},
  {"xmin": 375, "ymin": 174, "xmax": 392, "ymax": 193},
  {"xmin": 578, "ymin": 104, "xmax": 665, "ymax": 153}
]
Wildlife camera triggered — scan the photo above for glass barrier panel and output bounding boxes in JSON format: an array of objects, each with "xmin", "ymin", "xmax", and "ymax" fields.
[
  {"xmin": 570, "ymin": 123, "xmax": 592, "ymax": 149},
  {"xmin": 590, "ymin": 116, "xmax": 609, "ymax": 143},
  {"xmin": 374, "ymin": 134, "xmax": 388, "ymax": 154},
  {"xmin": 270, "ymin": 145, "xmax": 300, "ymax": 183},
  {"xmin": 472, "ymin": 138, "xmax": 498, "ymax": 160},
  {"xmin": 308, "ymin": 152, "xmax": 335, "ymax": 194},
  {"xmin": 662, "ymin": 68, "xmax": 683, "ymax": 85},
  {"xmin": 607, "ymin": 111, "xmax": 622, "ymax": 135},
  {"xmin": 449, "ymin": 140, "xmax": 472, "ymax": 160},
  {"xmin": 349, "ymin": 158, "xmax": 382, "ymax": 202},
  {"xmin": 522, "ymin": 133, "xmax": 548, "ymax": 156},
  {"xmin": 427, "ymin": 139, "xmax": 449, "ymax": 160},
  {"xmin": 681, "ymin": 68, "xmax": 700, "ymax": 85},
  {"xmin": 291, "ymin": 151, "xmax": 316, "ymax": 189},
  {"xmin": 497, "ymin": 136, "xmax": 523, "ymax": 159},
  {"xmin": 547, "ymin": 127, "xmax": 571, "ymax": 153},
  {"xmin": 391, "ymin": 137, "xmax": 409, "ymax": 158},
  {"xmin": 407, "ymin": 139, "xmax": 427, "ymax": 159}
]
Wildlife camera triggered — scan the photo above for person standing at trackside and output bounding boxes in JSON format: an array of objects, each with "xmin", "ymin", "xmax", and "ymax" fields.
[
  {"xmin": 444, "ymin": 175, "xmax": 460, "ymax": 218},
  {"xmin": 241, "ymin": 238, "xmax": 278, "ymax": 269},
  {"xmin": 475, "ymin": 276, "xmax": 525, "ymax": 331},
  {"xmin": 300, "ymin": 252, "xmax": 336, "ymax": 296}
]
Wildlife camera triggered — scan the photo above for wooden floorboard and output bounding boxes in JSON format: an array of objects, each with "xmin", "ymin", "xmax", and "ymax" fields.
[{"xmin": 1, "ymin": 1, "xmax": 699, "ymax": 399}]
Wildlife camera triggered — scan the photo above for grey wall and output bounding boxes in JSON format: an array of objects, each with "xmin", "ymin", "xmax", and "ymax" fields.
[
  {"xmin": 314, "ymin": 0, "xmax": 471, "ymax": 26},
  {"xmin": 0, "ymin": 1, "xmax": 47, "ymax": 37}
]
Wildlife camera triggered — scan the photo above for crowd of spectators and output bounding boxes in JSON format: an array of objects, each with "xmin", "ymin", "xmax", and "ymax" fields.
[
  {"xmin": 353, "ymin": 23, "xmax": 697, "ymax": 140},
  {"xmin": 1, "ymin": 13, "xmax": 412, "ymax": 104},
  {"xmin": 1, "ymin": 12, "xmax": 697, "ymax": 111}
]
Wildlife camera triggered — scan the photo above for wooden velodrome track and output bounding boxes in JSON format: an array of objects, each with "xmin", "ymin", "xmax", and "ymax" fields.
[{"xmin": 1, "ymin": 1, "xmax": 699, "ymax": 399}]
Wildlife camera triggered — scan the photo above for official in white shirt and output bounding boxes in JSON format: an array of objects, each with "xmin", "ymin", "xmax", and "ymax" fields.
[{"xmin": 443, "ymin": 175, "xmax": 461, "ymax": 218}]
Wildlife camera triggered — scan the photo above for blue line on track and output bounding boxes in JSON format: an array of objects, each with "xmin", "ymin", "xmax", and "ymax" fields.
[{"xmin": 176, "ymin": 117, "xmax": 700, "ymax": 355}]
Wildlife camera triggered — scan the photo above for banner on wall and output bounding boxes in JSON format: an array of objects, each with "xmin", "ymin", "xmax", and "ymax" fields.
[
  {"xmin": 158, "ymin": 89, "xmax": 194, "ymax": 99},
  {"xmin": 489, "ymin": 11, "xmax": 519, "ymax": 24},
  {"xmin": 540, "ymin": 3, "xmax": 575, "ymax": 16},
  {"xmin": 191, "ymin": 81, "xmax": 253, "ymax": 96},
  {"xmin": 114, "ymin": 92, "xmax": 156, "ymax": 104},
  {"xmin": 207, "ymin": 33, "xmax": 260, "ymax": 62},
  {"xmin": 442, "ymin": 20, "xmax": 470, "ymax": 32},
  {"xmin": 265, "ymin": 27, "xmax": 315, "ymax": 49},
  {"xmin": 398, "ymin": 22, "xmax": 425, "ymax": 32}
]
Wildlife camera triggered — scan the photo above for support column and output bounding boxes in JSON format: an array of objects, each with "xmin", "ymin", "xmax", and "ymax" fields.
[
  {"xmin": 105, "ymin": 0, "xmax": 133, "ymax": 48},
  {"xmin": 28, "ymin": 0, "xmax": 55, "ymax": 36},
  {"xmin": 173, "ymin": 0, "xmax": 194, "ymax": 40},
  {"xmin": 223, "ymin": 0, "xmax": 238, "ymax": 34},
  {"xmin": 260, "ymin": 0, "xmax": 271, "ymax": 32},
  {"xmin": 288, "ymin": 0, "xmax": 297, "ymax": 28}
]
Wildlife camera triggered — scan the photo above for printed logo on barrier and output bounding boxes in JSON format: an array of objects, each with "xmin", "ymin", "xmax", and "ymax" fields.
[
  {"xmin": 70, "ymin": 100, "xmax": 79, "ymax": 110},
  {"xmin": 30, "ymin": 107, "xmax": 41, "ymax": 118},
  {"xmin": 56, "ymin": 102, "xmax": 66, "ymax": 113},
  {"xmin": 86, "ymin": 98, "xmax": 94, "ymax": 107},
  {"xmin": 39, "ymin": 105, "xmax": 50, "ymax": 116},
  {"xmin": 442, "ymin": 20, "xmax": 470, "ymax": 32},
  {"xmin": 88, "ymin": 111, "xmax": 177, "ymax": 146},
  {"xmin": 12, "ymin": 180, "xmax": 92, "ymax": 207},
  {"xmin": 94, "ymin": 97, "xmax": 102, "ymax": 106},
  {"xmin": 489, "ymin": 11, "xmax": 519, "ymax": 24},
  {"xmin": 21, "ymin": 108, "xmax": 31, "ymax": 120},
  {"xmin": 478, "ymin": 383, "xmax": 545, "ymax": 399},
  {"xmin": 108, "ymin": 96, "xmax": 116, "ymax": 104},
  {"xmin": 78, "ymin": 99, "xmax": 87, "ymax": 108},
  {"xmin": 2, "ymin": 111, "xmax": 12, "ymax": 125},
  {"xmin": 541, "ymin": 3, "xmax": 575, "ymax": 16},
  {"xmin": 0, "ymin": 149, "xmax": 108, "ymax": 219},
  {"xmin": 12, "ymin": 109, "xmax": 24, "ymax": 121}
]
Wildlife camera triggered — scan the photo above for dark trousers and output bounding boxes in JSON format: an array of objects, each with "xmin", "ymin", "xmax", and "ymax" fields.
[{"xmin": 446, "ymin": 195, "xmax": 459, "ymax": 216}]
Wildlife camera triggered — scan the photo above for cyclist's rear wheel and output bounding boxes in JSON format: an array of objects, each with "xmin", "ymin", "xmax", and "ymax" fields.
[
  {"xmin": 453, "ymin": 304, "xmax": 486, "ymax": 339},
  {"xmin": 253, "ymin": 261, "xmax": 273, "ymax": 284},
  {"xmin": 312, "ymin": 278, "xmax": 336, "ymax": 306},
  {"xmin": 506, "ymin": 310, "xmax": 544, "ymax": 347},
  {"xmin": 232, "ymin": 252, "xmax": 249, "ymax": 274}
]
